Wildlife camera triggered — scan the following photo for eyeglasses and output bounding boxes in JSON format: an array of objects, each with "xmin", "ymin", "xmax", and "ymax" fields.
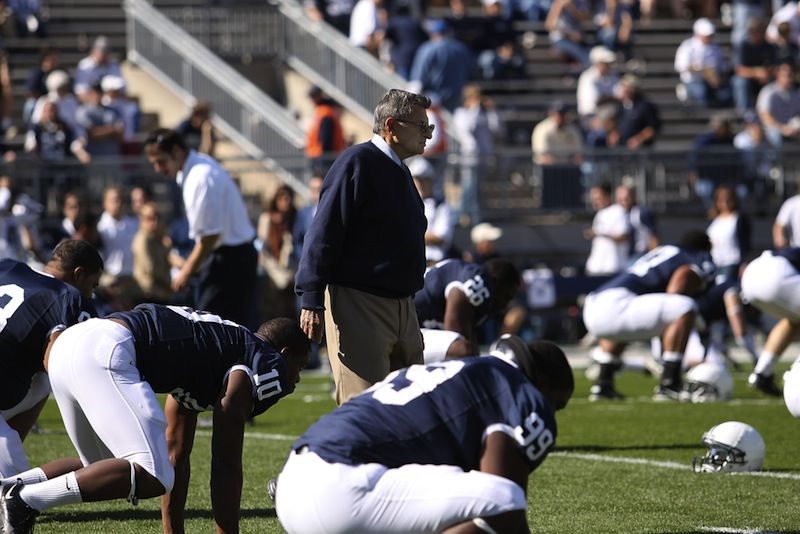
[{"xmin": 396, "ymin": 119, "xmax": 435, "ymax": 135}]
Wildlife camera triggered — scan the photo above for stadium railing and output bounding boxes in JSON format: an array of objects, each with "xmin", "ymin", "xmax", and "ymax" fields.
[{"xmin": 122, "ymin": 0, "xmax": 309, "ymax": 197}]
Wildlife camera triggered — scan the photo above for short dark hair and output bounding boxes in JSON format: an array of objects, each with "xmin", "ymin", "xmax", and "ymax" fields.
[
  {"xmin": 679, "ymin": 229, "xmax": 712, "ymax": 252},
  {"xmin": 256, "ymin": 318, "xmax": 310, "ymax": 357},
  {"xmin": 373, "ymin": 89, "xmax": 431, "ymax": 134},
  {"xmin": 528, "ymin": 340, "xmax": 574, "ymax": 396},
  {"xmin": 144, "ymin": 128, "xmax": 187, "ymax": 154},
  {"xmin": 484, "ymin": 258, "xmax": 521, "ymax": 291},
  {"xmin": 592, "ymin": 182, "xmax": 612, "ymax": 196},
  {"xmin": 49, "ymin": 239, "xmax": 104, "ymax": 274}
]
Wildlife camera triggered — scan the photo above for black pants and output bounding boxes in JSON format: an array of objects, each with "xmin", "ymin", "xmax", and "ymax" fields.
[{"xmin": 196, "ymin": 242, "xmax": 257, "ymax": 327}]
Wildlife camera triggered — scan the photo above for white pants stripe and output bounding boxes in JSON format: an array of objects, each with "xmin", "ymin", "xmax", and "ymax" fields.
[
  {"xmin": 276, "ymin": 450, "xmax": 526, "ymax": 534},
  {"xmin": 48, "ymin": 319, "xmax": 174, "ymax": 492}
]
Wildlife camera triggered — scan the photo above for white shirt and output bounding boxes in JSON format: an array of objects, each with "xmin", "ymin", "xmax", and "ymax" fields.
[
  {"xmin": 422, "ymin": 197, "xmax": 452, "ymax": 263},
  {"xmin": 178, "ymin": 150, "xmax": 255, "ymax": 246},
  {"xmin": 586, "ymin": 203, "xmax": 630, "ymax": 275},
  {"xmin": 370, "ymin": 134, "xmax": 403, "ymax": 167},
  {"xmin": 349, "ymin": 0, "xmax": 379, "ymax": 47},
  {"xmin": 576, "ymin": 67, "xmax": 619, "ymax": 116},
  {"xmin": 674, "ymin": 36, "xmax": 726, "ymax": 84},
  {"xmin": 767, "ymin": 1, "xmax": 800, "ymax": 44},
  {"xmin": 97, "ymin": 211, "xmax": 138, "ymax": 276},
  {"xmin": 776, "ymin": 195, "xmax": 800, "ymax": 247},
  {"xmin": 452, "ymin": 105, "xmax": 502, "ymax": 164},
  {"xmin": 707, "ymin": 213, "xmax": 741, "ymax": 268}
]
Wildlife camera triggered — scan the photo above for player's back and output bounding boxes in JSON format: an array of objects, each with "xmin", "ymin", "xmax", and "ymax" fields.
[
  {"xmin": 295, "ymin": 356, "xmax": 557, "ymax": 473},
  {"xmin": 596, "ymin": 245, "xmax": 715, "ymax": 295},
  {"xmin": 0, "ymin": 259, "xmax": 90, "ymax": 409},
  {"xmin": 109, "ymin": 303, "xmax": 285, "ymax": 412},
  {"xmin": 414, "ymin": 259, "xmax": 493, "ymax": 328}
]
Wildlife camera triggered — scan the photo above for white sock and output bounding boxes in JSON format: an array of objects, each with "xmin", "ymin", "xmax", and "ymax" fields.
[
  {"xmin": 592, "ymin": 347, "xmax": 615, "ymax": 364},
  {"xmin": 0, "ymin": 467, "xmax": 47, "ymax": 487},
  {"xmin": 662, "ymin": 351, "xmax": 683, "ymax": 363},
  {"xmin": 754, "ymin": 351, "xmax": 777, "ymax": 376},
  {"xmin": 18, "ymin": 472, "xmax": 82, "ymax": 512}
]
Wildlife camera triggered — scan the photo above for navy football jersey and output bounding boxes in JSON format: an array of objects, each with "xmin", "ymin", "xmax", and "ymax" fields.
[
  {"xmin": 414, "ymin": 259, "xmax": 495, "ymax": 329},
  {"xmin": 108, "ymin": 304, "xmax": 289, "ymax": 416},
  {"xmin": 0, "ymin": 259, "xmax": 94, "ymax": 409},
  {"xmin": 294, "ymin": 357, "xmax": 557, "ymax": 473},
  {"xmin": 596, "ymin": 245, "xmax": 716, "ymax": 295},
  {"xmin": 775, "ymin": 247, "xmax": 800, "ymax": 271}
]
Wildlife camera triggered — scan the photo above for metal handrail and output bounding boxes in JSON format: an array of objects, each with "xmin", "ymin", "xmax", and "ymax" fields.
[{"xmin": 123, "ymin": 0, "xmax": 309, "ymax": 197}]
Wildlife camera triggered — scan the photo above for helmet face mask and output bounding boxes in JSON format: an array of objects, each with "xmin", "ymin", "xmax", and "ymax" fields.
[
  {"xmin": 683, "ymin": 363, "xmax": 733, "ymax": 403},
  {"xmin": 692, "ymin": 421, "xmax": 765, "ymax": 473}
]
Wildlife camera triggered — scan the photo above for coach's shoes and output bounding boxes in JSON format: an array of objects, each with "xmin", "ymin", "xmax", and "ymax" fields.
[
  {"xmin": 748, "ymin": 372, "xmax": 782, "ymax": 397},
  {"xmin": 588, "ymin": 384, "xmax": 624, "ymax": 401},
  {"xmin": 267, "ymin": 478, "xmax": 278, "ymax": 503},
  {"xmin": 652, "ymin": 384, "xmax": 683, "ymax": 402},
  {"xmin": 1, "ymin": 481, "xmax": 39, "ymax": 534}
]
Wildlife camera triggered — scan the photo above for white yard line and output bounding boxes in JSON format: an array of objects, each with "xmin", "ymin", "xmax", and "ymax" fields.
[{"xmin": 697, "ymin": 528, "xmax": 782, "ymax": 534}]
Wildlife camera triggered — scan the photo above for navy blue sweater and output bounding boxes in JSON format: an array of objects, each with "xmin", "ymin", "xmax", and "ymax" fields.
[{"xmin": 295, "ymin": 141, "xmax": 427, "ymax": 309}]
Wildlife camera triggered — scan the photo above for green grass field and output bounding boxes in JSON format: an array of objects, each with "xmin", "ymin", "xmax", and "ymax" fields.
[{"xmin": 19, "ymin": 362, "xmax": 800, "ymax": 534}]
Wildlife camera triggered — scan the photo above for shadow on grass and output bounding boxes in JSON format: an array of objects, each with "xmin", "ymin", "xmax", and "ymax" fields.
[
  {"xmin": 669, "ymin": 531, "xmax": 800, "ymax": 534},
  {"xmin": 40, "ymin": 507, "xmax": 276, "ymax": 523},
  {"xmin": 559, "ymin": 443, "xmax": 700, "ymax": 452}
]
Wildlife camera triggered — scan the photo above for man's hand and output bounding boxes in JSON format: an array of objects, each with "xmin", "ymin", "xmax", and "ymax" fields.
[{"xmin": 300, "ymin": 308, "xmax": 324, "ymax": 343}]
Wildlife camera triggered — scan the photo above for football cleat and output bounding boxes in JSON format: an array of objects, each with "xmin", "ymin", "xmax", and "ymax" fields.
[
  {"xmin": 748, "ymin": 373, "xmax": 782, "ymax": 397},
  {"xmin": 1, "ymin": 481, "xmax": 39, "ymax": 534},
  {"xmin": 652, "ymin": 384, "xmax": 683, "ymax": 402},
  {"xmin": 267, "ymin": 477, "xmax": 277, "ymax": 503},
  {"xmin": 588, "ymin": 384, "xmax": 624, "ymax": 401}
]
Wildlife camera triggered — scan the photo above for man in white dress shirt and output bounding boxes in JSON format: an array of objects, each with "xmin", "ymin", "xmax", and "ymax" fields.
[
  {"xmin": 144, "ymin": 129, "xmax": 257, "ymax": 326},
  {"xmin": 585, "ymin": 182, "xmax": 631, "ymax": 276}
]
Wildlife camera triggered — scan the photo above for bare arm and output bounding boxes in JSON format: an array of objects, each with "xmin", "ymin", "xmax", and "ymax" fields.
[
  {"xmin": 666, "ymin": 264, "xmax": 704, "ymax": 297},
  {"xmin": 443, "ymin": 289, "xmax": 477, "ymax": 353},
  {"xmin": 161, "ymin": 396, "xmax": 198, "ymax": 534},
  {"xmin": 773, "ymin": 222, "xmax": 788, "ymax": 249},
  {"xmin": 211, "ymin": 370, "xmax": 252, "ymax": 534},
  {"xmin": 172, "ymin": 234, "xmax": 219, "ymax": 292}
]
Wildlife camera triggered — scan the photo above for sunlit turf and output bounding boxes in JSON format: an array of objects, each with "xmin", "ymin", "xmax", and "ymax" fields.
[{"xmin": 20, "ymin": 365, "xmax": 800, "ymax": 533}]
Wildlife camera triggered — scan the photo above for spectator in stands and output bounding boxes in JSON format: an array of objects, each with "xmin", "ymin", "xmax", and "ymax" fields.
[
  {"xmin": 767, "ymin": 1, "xmax": 800, "ymax": 48},
  {"xmin": 688, "ymin": 113, "xmax": 739, "ymax": 207},
  {"xmin": 545, "ymin": 0, "xmax": 591, "ymax": 70},
  {"xmin": 259, "ymin": 185, "xmax": 298, "ymax": 321},
  {"xmin": 735, "ymin": 110, "xmax": 775, "ymax": 201},
  {"xmin": 71, "ymin": 210, "xmax": 101, "ymax": 249},
  {"xmin": 304, "ymin": 0, "xmax": 355, "ymax": 35},
  {"xmin": 731, "ymin": 0, "xmax": 767, "ymax": 48},
  {"xmin": 475, "ymin": 0, "xmax": 526, "ymax": 81},
  {"xmin": 584, "ymin": 181, "xmax": 630, "ymax": 276},
  {"xmin": 101, "ymin": 74, "xmax": 140, "ymax": 153},
  {"xmin": 25, "ymin": 99, "xmax": 90, "ymax": 165},
  {"xmin": 774, "ymin": 190, "xmax": 800, "ymax": 248},
  {"xmin": 773, "ymin": 20, "xmax": 799, "ymax": 64},
  {"xmin": 130, "ymin": 184, "xmax": 153, "ymax": 218},
  {"xmin": 23, "ymin": 46, "xmax": 58, "ymax": 124},
  {"xmin": 732, "ymin": 19, "xmax": 778, "ymax": 113},
  {"xmin": 452, "ymin": 84, "xmax": 503, "ymax": 226},
  {"xmin": 74, "ymin": 36, "xmax": 125, "ymax": 102},
  {"xmin": 674, "ymin": 18, "xmax": 730, "ymax": 107},
  {"xmin": 706, "ymin": 184, "xmax": 751, "ymax": 282},
  {"xmin": 584, "ymin": 103, "xmax": 619, "ymax": 147},
  {"xmin": 7, "ymin": 0, "xmax": 45, "ymax": 37},
  {"xmin": 409, "ymin": 156, "xmax": 452, "ymax": 265},
  {"xmin": 409, "ymin": 19, "xmax": 474, "ymax": 112},
  {"xmin": 595, "ymin": 0, "xmax": 635, "ymax": 61},
  {"xmin": 577, "ymin": 46, "xmax": 620, "ymax": 121},
  {"xmin": 615, "ymin": 74, "xmax": 661, "ymax": 149},
  {"xmin": 383, "ymin": 3, "xmax": 427, "ymax": 79},
  {"xmin": 75, "ymin": 83, "xmax": 123, "ymax": 158},
  {"xmin": 305, "ymin": 86, "xmax": 346, "ymax": 176},
  {"xmin": 465, "ymin": 222, "xmax": 502, "ymax": 264},
  {"xmin": 0, "ymin": 49, "xmax": 13, "ymax": 137},
  {"xmin": 616, "ymin": 183, "xmax": 658, "ymax": 260},
  {"xmin": 175, "ymin": 101, "xmax": 216, "ymax": 157},
  {"xmin": 757, "ymin": 61, "xmax": 800, "ymax": 147},
  {"xmin": 422, "ymin": 93, "xmax": 448, "ymax": 198},
  {"xmin": 291, "ymin": 175, "xmax": 322, "ymax": 271},
  {"xmin": 97, "ymin": 185, "xmax": 138, "ymax": 283},
  {"xmin": 31, "ymin": 70, "xmax": 81, "ymax": 137},
  {"xmin": 532, "ymin": 100, "xmax": 583, "ymax": 164},
  {"xmin": 132, "ymin": 201, "xmax": 183, "ymax": 304},
  {"xmin": 349, "ymin": 0, "xmax": 384, "ymax": 57},
  {"xmin": 60, "ymin": 191, "xmax": 84, "ymax": 239}
]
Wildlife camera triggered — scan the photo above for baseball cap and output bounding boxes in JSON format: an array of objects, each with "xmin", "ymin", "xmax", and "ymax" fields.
[
  {"xmin": 693, "ymin": 18, "xmax": 715, "ymax": 36},
  {"xmin": 45, "ymin": 70, "xmax": 70, "ymax": 92},
  {"xmin": 424, "ymin": 19, "xmax": 449, "ymax": 35},
  {"xmin": 93, "ymin": 35, "xmax": 110, "ymax": 51},
  {"xmin": 549, "ymin": 100, "xmax": 568, "ymax": 113},
  {"xmin": 471, "ymin": 222, "xmax": 503, "ymax": 243},
  {"xmin": 100, "ymin": 74, "xmax": 125, "ymax": 92},
  {"xmin": 407, "ymin": 156, "xmax": 434, "ymax": 180},
  {"xmin": 589, "ymin": 46, "xmax": 616, "ymax": 64}
]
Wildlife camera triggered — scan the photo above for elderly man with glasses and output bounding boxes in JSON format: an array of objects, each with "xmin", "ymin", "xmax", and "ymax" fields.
[{"xmin": 295, "ymin": 88, "xmax": 431, "ymax": 404}]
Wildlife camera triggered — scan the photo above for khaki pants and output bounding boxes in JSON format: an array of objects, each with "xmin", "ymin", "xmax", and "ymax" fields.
[{"xmin": 324, "ymin": 285, "xmax": 423, "ymax": 405}]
